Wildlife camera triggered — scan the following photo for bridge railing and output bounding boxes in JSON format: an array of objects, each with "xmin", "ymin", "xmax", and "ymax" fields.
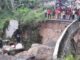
[{"xmin": 53, "ymin": 19, "xmax": 80, "ymax": 60}]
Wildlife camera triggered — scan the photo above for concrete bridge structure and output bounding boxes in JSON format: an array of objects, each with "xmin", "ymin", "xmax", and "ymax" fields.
[{"xmin": 53, "ymin": 19, "xmax": 80, "ymax": 60}]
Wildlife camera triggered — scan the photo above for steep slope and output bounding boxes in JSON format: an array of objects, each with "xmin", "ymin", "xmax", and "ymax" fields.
[{"xmin": 39, "ymin": 22, "xmax": 68, "ymax": 44}]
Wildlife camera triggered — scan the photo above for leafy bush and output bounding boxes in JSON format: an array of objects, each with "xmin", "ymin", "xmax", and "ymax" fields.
[
  {"xmin": 43, "ymin": 5, "xmax": 54, "ymax": 9},
  {"xmin": 0, "ymin": 18, "xmax": 10, "ymax": 37},
  {"xmin": 16, "ymin": 8, "xmax": 29, "ymax": 14},
  {"xmin": 76, "ymin": 55, "xmax": 80, "ymax": 60},
  {"xmin": 21, "ymin": 20, "xmax": 42, "ymax": 50},
  {"xmin": 20, "ymin": 8, "xmax": 46, "ymax": 25},
  {"xmin": 0, "ymin": 6, "xmax": 46, "ymax": 38},
  {"xmin": 58, "ymin": 54, "xmax": 74, "ymax": 60},
  {"xmin": 65, "ymin": 55, "xmax": 74, "ymax": 60}
]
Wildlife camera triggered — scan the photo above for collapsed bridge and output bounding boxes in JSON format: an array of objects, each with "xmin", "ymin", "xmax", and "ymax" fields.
[
  {"xmin": 0, "ymin": 19, "xmax": 80, "ymax": 60},
  {"xmin": 53, "ymin": 19, "xmax": 80, "ymax": 60}
]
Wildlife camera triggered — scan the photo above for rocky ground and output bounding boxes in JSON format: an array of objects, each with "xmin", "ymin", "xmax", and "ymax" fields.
[
  {"xmin": 2, "ymin": 43, "xmax": 54, "ymax": 60},
  {"xmin": 15, "ymin": 44, "xmax": 54, "ymax": 60},
  {"xmin": 74, "ymin": 29, "xmax": 80, "ymax": 43},
  {"xmin": 0, "ymin": 21, "xmax": 69, "ymax": 60}
]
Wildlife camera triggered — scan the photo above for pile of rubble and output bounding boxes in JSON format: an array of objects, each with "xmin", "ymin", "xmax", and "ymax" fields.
[{"xmin": 15, "ymin": 43, "xmax": 54, "ymax": 60}]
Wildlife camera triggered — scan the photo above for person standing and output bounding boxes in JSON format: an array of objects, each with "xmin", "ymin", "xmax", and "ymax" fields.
[
  {"xmin": 0, "ymin": 40, "xmax": 3, "ymax": 48},
  {"xmin": 44, "ymin": 8, "xmax": 47, "ymax": 18},
  {"xmin": 0, "ymin": 40, "xmax": 3, "ymax": 54},
  {"xmin": 16, "ymin": 34, "xmax": 21, "ymax": 43},
  {"xmin": 48, "ymin": 9, "xmax": 51, "ymax": 19},
  {"xmin": 75, "ymin": 10, "xmax": 78, "ymax": 19},
  {"xmin": 62, "ymin": 10, "xmax": 66, "ymax": 19},
  {"xmin": 58, "ymin": 7, "xmax": 62, "ymax": 19},
  {"xmin": 56, "ymin": 9, "xmax": 59, "ymax": 19},
  {"xmin": 72, "ymin": 10, "xmax": 75, "ymax": 20},
  {"xmin": 52, "ymin": 8, "xmax": 55, "ymax": 18},
  {"xmin": 14, "ymin": 42, "xmax": 16, "ymax": 47},
  {"xmin": 77, "ymin": 10, "xmax": 79, "ymax": 19},
  {"xmin": 67, "ymin": 9, "xmax": 71, "ymax": 20},
  {"xmin": 67, "ymin": 7, "xmax": 70, "ymax": 19}
]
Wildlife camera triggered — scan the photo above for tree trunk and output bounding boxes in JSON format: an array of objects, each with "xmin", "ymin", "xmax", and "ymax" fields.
[
  {"xmin": 5, "ymin": 0, "xmax": 10, "ymax": 9},
  {"xmin": 0, "ymin": 0, "xmax": 5, "ymax": 9},
  {"xmin": 10, "ymin": 0, "xmax": 15, "ymax": 10}
]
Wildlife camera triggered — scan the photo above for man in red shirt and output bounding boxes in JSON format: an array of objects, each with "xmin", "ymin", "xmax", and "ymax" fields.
[
  {"xmin": 67, "ymin": 7, "xmax": 71, "ymax": 20},
  {"xmin": 48, "ymin": 9, "xmax": 51, "ymax": 19},
  {"xmin": 77, "ymin": 10, "xmax": 79, "ymax": 16}
]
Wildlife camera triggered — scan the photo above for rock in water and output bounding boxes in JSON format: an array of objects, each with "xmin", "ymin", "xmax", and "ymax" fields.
[{"xmin": 6, "ymin": 20, "xmax": 18, "ymax": 38}]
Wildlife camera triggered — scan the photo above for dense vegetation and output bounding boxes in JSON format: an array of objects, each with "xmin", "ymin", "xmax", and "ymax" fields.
[
  {"xmin": 0, "ymin": 0, "xmax": 46, "ymax": 49},
  {"xmin": 58, "ymin": 54, "xmax": 74, "ymax": 60},
  {"xmin": 0, "ymin": 0, "xmax": 45, "ymax": 35}
]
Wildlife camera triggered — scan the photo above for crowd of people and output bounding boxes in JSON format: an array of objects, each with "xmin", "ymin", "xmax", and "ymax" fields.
[{"xmin": 44, "ymin": 7, "xmax": 80, "ymax": 20}]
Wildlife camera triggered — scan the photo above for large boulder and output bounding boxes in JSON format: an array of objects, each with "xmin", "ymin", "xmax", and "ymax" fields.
[
  {"xmin": 15, "ymin": 43, "xmax": 54, "ymax": 60},
  {"xmin": 27, "ymin": 44, "xmax": 53, "ymax": 60},
  {"xmin": 15, "ymin": 51, "xmax": 28, "ymax": 56}
]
